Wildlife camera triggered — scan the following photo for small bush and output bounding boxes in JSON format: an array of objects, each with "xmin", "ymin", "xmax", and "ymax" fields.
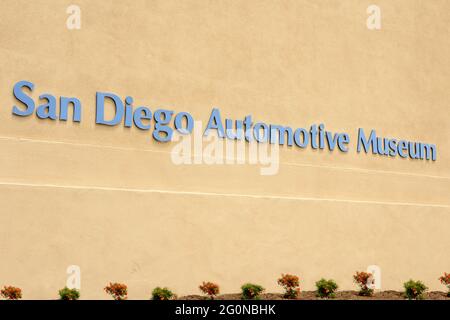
[
  {"xmin": 241, "ymin": 283, "xmax": 264, "ymax": 300},
  {"xmin": 353, "ymin": 271, "xmax": 374, "ymax": 296},
  {"xmin": 0, "ymin": 286, "xmax": 22, "ymax": 300},
  {"xmin": 315, "ymin": 278, "xmax": 338, "ymax": 298},
  {"xmin": 199, "ymin": 282, "xmax": 220, "ymax": 299},
  {"xmin": 439, "ymin": 273, "xmax": 450, "ymax": 297},
  {"xmin": 152, "ymin": 287, "xmax": 176, "ymax": 300},
  {"xmin": 58, "ymin": 287, "xmax": 80, "ymax": 300},
  {"xmin": 403, "ymin": 280, "xmax": 427, "ymax": 300},
  {"xmin": 104, "ymin": 282, "xmax": 128, "ymax": 300},
  {"xmin": 277, "ymin": 274, "xmax": 300, "ymax": 299}
]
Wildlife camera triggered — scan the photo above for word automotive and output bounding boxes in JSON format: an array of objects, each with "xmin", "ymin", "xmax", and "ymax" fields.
[
  {"xmin": 10, "ymin": 80, "xmax": 437, "ymax": 161},
  {"xmin": 203, "ymin": 109, "xmax": 436, "ymax": 160}
]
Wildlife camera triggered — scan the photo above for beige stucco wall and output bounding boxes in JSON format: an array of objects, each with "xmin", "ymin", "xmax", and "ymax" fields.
[{"xmin": 0, "ymin": 0, "xmax": 449, "ymax": 299}]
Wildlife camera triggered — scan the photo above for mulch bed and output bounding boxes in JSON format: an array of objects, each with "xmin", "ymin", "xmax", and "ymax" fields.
[{"xmin": 179, "ymin": 291, "xmax": 449, "ymax": 300}]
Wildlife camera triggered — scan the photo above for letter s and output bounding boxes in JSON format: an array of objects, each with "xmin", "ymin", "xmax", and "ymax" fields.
[{"xmin": 12, "ymin": 80, "xmax": 35, "ymax": 116}]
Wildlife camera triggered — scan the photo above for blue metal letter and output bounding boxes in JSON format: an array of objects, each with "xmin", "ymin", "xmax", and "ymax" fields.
[{"xmin": 12, "ymin": 80, "xmax": 35, "ymax": 116}]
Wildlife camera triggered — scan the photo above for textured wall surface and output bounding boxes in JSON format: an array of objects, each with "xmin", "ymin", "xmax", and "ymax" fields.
[{"xmin": 0, "ymin": 0, "xmax": 449, "ymax": 299}]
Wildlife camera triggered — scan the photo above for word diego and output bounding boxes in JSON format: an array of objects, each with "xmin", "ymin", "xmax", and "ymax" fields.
[
  {"xmin": 11, "ymin": 80, "xmax": 437, "ymax": 161},
  {"xmin": 12, "ymin": 80, "xmax": 193, "ymax": 142}
]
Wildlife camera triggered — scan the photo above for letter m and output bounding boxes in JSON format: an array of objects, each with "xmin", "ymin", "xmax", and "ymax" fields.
[{"xmin": 357, "ymin": 128, "xmax": 378, "ymax": 154}]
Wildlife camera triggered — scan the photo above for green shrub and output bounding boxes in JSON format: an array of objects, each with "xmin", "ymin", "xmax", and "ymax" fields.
[
  {"xmin": 315, "ymin": 278, "xmax": 338, "ymax": 298},
  {"xmin": 403, "ymin": 280, "xmax": 427, "ymax": 300},
  {"xmin": 58, "ymin": 287, "xmax": 80, "ymax": 300},
  {"xmin": 241, "ymin": 283, "xmax": 265, "ymax": 300},
  {"xmin": 152, "ymin": 287, "xmax": 175, "ymax": 300}
]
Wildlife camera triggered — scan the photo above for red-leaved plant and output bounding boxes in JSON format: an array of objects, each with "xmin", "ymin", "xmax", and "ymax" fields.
[
  {"xmin": 0, "ymin": 286, "xmax": 22, "ymax": 300},
  {"xmin": 199, "ymin": 282, "xmax": 220, "ymax": 299},
  {"xmin": 439, "ymin": 273, "xmax": 450, "ymax": 297},
  {"xmin": 277, "ymin": 274, "xmax": 300, "ymax": 299},
  {"xmin": 353, "ymin": 271, "xmax": 374, "ymax": 296},
  {"xmin": 104, "ymin": 282, "xmax": 128, "ymax": 300}
]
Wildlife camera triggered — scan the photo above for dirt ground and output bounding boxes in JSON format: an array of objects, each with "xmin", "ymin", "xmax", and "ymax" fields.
[{"xmin": 179, "ymin": 291, "xmax": 449, "ymax": 300}]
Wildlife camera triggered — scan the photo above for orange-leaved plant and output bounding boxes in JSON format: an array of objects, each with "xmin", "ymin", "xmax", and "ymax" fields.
[
  {"xmin": 439, "ymin": 273, "xmax": 450, "ymax": 297},
  {"xmin": 0, "ymin": 286, "xmax": 22, "ymax": 300},
  {"xmin": 104, "ymin": 282, "xmax": 128, "ymax": 300},
  {"xmin": 199, "ymin": 282, "xmax": 220, "ymax": 299},
  {"xmin": 277, "ymin": 274, "xmax": 300, "ymax": 299},
  {"xmin": 353, "ymin": 271, "xmax": 374, "ymax": 296}
]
